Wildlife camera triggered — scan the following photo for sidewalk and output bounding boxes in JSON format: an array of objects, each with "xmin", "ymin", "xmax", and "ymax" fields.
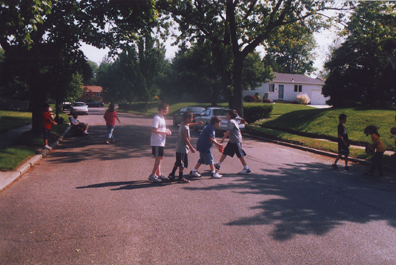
[{"xmin": 0, "ymin": 125, "xmax": 70, "ymax": 192}]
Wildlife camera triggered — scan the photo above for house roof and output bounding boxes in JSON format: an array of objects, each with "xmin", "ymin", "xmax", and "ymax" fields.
[
  {"xmin": 270, "ymin": 72, "xmax": 325, "ymax": 85},
  {"xmin": 83, "ymin": 85, "xmax": 102, "ymax": 92}
]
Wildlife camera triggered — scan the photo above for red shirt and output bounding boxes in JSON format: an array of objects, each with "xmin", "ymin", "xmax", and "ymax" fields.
[
  {"xmin": 42, "ymin": 112, "xmax": 52, "ymax": 130},
  {"xmin": 104, "ymin": 110, "xmax": 117, "ymax": 126}
]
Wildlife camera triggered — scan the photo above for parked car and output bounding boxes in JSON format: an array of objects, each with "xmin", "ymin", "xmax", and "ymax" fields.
[
  {"xmin": 173, "ymin": 106, "xmax": 206, "ymax": 126},
  {"xmin": 62, "ymin": 102, "xmax": 71, "ymax": 110},
  {"xmin": 86, "ymin": 100, "xmax": 104, "ymax": 107},
  {"xmin": 70, "ymin": 102, "xmax": 89, "ymax": 115},
  {"xmin": 193, "ymin": 107, "xmax": 245, "ymax": 132}
]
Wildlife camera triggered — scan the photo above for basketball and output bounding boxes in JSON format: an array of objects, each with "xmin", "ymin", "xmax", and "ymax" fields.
[
  {"xmin": 390, "ymin": 127, "xmax": 396, "ymax": 135},
  {"xmin": 365, "ymin": 145, "xmax": 374, "ymax": 155}
]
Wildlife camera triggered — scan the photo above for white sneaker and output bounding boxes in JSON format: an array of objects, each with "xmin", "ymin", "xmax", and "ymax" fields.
[
  {"xmin": 211, "ymin": 172, "xmax": 222, "ymax": 179},
  {"xmin": 44, "ymin": 145, "xmax": 51, "ymax": 149},
  {"xmin": 239, "ymin": 168, "xmax": 251, "ymax": 174},
  {"xmin": 190, "ymin": 171, "xmax": 201, "ymax": 177},
  {"xmin": 148, "ymin": 175, "xmax": 162, "ymax": 183},
  {"xmin": 83, "ymin": 131, "xmax": 89, "ymax": 135}
]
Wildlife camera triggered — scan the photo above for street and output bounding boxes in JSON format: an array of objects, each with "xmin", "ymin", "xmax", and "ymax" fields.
[{"xmin": 1, "ymin": 108, "xmax": 396, "ymax": 264}]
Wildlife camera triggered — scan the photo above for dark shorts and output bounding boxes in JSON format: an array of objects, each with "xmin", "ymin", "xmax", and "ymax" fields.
[
  {"xmin": 223, "ymin": 142, "xmax": 246, "ymax": 158},
  {"xmin": 152, "ymin": 146, "xmax": 164, "ymax": 157},
  {"xmin": 175, "ymin": 152, "xmax": 188, "ymax": 168},
  {"xmin": 338, "ymin": 143, "xmax": 349, "ymax": 156},
  {"xmin": 42, "ymin": 128, "xmax": 51, "ymax": 140},
  {"xmin": 198, "ymin": 152, "xmax": 213, "ymax": 165}
]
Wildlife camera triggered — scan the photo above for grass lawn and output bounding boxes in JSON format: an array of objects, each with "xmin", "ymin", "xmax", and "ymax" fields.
[{"xmin": 0, "ymin": 110, "xmax": 32, "ymax": 133}]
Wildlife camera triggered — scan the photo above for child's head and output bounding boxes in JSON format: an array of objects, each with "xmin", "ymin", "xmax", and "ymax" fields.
[
  {"xmin": 339, "ymin": 114, "xmax": 347, "ymax": 123},
  {"xmin": 182, "ymin": 111, "xmax": 193, "ymax": 122},
  {"xmin": 73, "ymin": 113, "xmax": 78, "ymax": 119},
  {"xmin": 210, "ymin": 116, "xmax": 221, "ymax": 128},
  {"xmin": 157, "ymin": 102, "xmax": 169, "ymax": 115},
  {"xmin": 364, "ymin": 125, "xmax": 379, "ymax": 136},
  {"xmin": 227, "ymin": 109, "xmax": 238, "ymax": 120},
  {"xmin": 108, "ymin": 103, "xmax": 115, "ymax": 112},
  {"xmin": 43, "ymin": 104, "xmax": 50, "ymax": 111}
]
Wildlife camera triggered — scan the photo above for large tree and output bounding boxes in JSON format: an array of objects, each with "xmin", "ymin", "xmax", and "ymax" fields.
[
  {"xmin": 323, "ymin": 1, "xmax": 396, "ymax": 107},
  {"xmin": 158, "ymin": 0, "xmax": 350, "ymax": 116}
]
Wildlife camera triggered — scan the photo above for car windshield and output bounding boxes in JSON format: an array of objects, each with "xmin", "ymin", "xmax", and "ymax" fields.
[
  {"xmin": 213, "ymin": 109, "xmax": 228, "ymax": 116},
  {"xmin": 186, "ymin": 107, "xmax": 205, "ymax": 113},
  {"xmin": 73, "ymin": 103, "xmax": 85, "ymax": 106}
]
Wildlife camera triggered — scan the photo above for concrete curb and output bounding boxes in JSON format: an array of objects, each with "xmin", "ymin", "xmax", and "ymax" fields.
[{"xmin": 0, "ymin": 126, "xmax": 70, "ymax": 192}]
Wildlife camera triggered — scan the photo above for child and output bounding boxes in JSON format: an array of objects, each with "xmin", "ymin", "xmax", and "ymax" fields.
[
  {"xmin": 42, "ymin": 104, "xmax": 57, "ymax": 149},
  {"xmin": 168, "ymin": 111, "xmax": 203, "ymax": 183},
  {"xmin": 104, "ymin": 103, "xmax": 121, "ymax": 144},
  {"xmin": 70, "ymin": 114, "xmax": 89, "ymax": 135},
  {"xmin": 364, "ymin": 125, "xmax": 386, "ymax": 177},
  {"xmin": 148, "ymin": 102, "xmax": 172, "ymax": 183},
  {"xmin": 190, "ymin": 116, "xmax": 224, "ymax": 179},
  {"xmin": 332, "ymin": 114, "xmax": 349, "ymax": 170},
  {"xmin": 214, "ymin": 109, "xmax": 251, "ymax": 174}
]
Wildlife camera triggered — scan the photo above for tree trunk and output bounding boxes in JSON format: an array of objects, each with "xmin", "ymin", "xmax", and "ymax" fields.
[
  {"xmin": 230, "ymin": 56, "xmax": 244, "ymax": 117},
  {"xmin": 30, "ymin": 83, "xmax": 47, "ymax": 135}
]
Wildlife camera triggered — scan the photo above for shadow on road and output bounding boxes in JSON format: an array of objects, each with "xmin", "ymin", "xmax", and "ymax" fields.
[{"xmin": 76, "ymin": 179, "xmax": 172, "ymax": 191}]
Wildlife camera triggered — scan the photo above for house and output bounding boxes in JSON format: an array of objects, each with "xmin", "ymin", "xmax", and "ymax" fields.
[
  {"xmin": 243, "ymin": 72, "xmax": 329, "ymax": 105},
  {"xmin": 79, "ymin": 85, "xmax": 103, "ymax": 102}
]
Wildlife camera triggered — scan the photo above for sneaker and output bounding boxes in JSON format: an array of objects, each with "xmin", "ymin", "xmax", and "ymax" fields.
[
  {"xmin": 239, "ymin": 168, "xmax": 251, "ymax": 174},
  {"xmin": 158, "ymin": 174, "xmax": 168, "ymax": 180},
  {"xmin": 211, "ymin": 172, "xmax": 222, "ymax": 179},
  {"xmin": 214, "ymin": 163, "xmax": 221, "ymax": 170},
  {"xmin": 83, "ymin": 131, "xmax": 89, "ymax": 135},
  {"xmin": 190, "ymin": 171, "xmax": 201, "ymax": 177},
  {"xmin": 168, "ymin": 174, "xmax": 175, "ymax": 181},
  {"xmin": 44, "ymin": 145, "xmax": 51, "ymax": 149},
  {"xmin": 332, "ymin": 164, "xmax": 338, "ymax": 169},
  {"xmin": 148, "ymin": 175, "xmax": 162, "ymax": 183},
  {"xmin": 344, "ymin": 166, "xmax": 349, "ymax": 171}
]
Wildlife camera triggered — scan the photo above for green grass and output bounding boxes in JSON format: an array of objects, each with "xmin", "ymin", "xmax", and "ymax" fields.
[
  {"xmin": 0, "ymin": 147, "xmax": 37, "ymax": 171},
  {"xmin": 0, "ymin": 110, "xmax": 32, "ymax": 133}
]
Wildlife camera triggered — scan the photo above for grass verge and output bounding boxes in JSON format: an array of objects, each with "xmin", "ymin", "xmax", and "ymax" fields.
[{"xmin": 0, "ymin": 110, "xmax": 32, "ymax": 133}]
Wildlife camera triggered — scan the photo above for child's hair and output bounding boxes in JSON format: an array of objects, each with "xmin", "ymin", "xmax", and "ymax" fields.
[
  {"xmin": 182, "ymin": 111, "xmax": 193, "ymax": 121},
  {"xmin": 339, "ymin": 114, "xmax": 347, "ymax": 121},
  {"xmin": 364, "ymin": 125, "xmax": 380, "ymax": 137},
  {"xmin": 157, "ymin": 102, "xmax": 169, "ymax": 111},
  {"xmin": 210, "ymin": 116, "xmax": 221, "ymax": 125},
  {"xmin": 108, "ymin": 103, "xmax": 115, "ymax": 112},
  {"xmin": 73, "ymin": 113, "xmax": 78, "ymax": 119},
  {"xmin": 43, "ymin": 103, "xmax": 50, "ymax": 110},
  {"xmin": 228, "ymin": 109, "xmax": 238, "ymax": 119}
]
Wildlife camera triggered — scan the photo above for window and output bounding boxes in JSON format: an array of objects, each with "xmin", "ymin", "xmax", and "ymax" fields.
[
  {"xmin": 294, "ymin": 85, "xmax": 302, "ymax": 92},
  {"xmin": 269, "ymin": 84, "xmax": 275, "ymax": 92}
]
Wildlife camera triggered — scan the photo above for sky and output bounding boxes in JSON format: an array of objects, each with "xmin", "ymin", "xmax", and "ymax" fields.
[{"xmin": 80, "ymin": 29, "xmax": 337, "ymax": 77}]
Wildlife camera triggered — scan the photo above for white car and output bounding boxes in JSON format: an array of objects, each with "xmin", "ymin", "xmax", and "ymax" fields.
[
  {"xmin": 193, "ymin": 107, "xmax": 245, "ymax": 132},
  {"xmin": 70, "ymin": 102, "xmax": 88, "ymax": 115}
]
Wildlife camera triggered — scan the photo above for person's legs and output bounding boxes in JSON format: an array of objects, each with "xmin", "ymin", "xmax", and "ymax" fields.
[
  {"xmin": 106, "ymin": 125, "xmax": 115, "ymax": 143},
  {"xmin": 151, "ymin": 156, "xmax": 163, "ymax": 176}
]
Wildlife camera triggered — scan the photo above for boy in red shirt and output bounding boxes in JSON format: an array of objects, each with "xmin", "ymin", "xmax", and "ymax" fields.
[{"xmin": 43, "ymin": 104, "xmax": 57, "ymax": 149}]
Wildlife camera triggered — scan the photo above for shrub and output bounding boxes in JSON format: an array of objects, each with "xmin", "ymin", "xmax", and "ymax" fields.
[
  {"xmin": 263, "ymin": 93, "xmax": 269, "ymax": 100},
  {"xmin": 243, "ymin": 95, "xmax": 257, "ymax": 102},
  {"xmin": 255, "ymin": 93, "xmax": 262, "ymax": 102},
  {"xmin": 296, "ymin": 93, "xmax": 311, "ymax": 105},
  {"xmin": 243, "ymin": 104, "xmax": 273, "ymax": 124},
  {"xmin": 262, "ymin": 99, "xmax": 272, "ymax": 103}
]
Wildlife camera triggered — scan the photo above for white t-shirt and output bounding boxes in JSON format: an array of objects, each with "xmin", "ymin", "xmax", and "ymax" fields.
[{"xmin": 150, "ymin": 114, "xmax": 167, "ymax": 146}]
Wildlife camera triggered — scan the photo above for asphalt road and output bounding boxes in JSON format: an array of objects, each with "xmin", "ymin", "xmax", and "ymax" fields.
[{"xmin": 1, "ymin": 108, "xmax": 396, "ymax": 264}]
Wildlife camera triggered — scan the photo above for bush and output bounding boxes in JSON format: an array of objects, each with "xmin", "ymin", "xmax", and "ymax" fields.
[
  {"xmin": 296, "ymin": 93, "xmax": 311, "ymax": 105},
  {"xmin": 262, "ymin": 99, "xmax": 272, "ymax": 103},
  {"xmin": 255, "ymin": 93, "xmax": 262, "ymax": 102},
  {"xmin": 243, "ymin": 104, "xmax": 273, "ymax": 124},
  {"xmin": 243, "ymin": 95, "xmax": 257, "ymax": 102}
]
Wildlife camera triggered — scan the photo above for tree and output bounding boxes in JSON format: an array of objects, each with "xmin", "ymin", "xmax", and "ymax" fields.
[
  {"xmin": 323, "ymin": 2, "xmax": 396, "ymax": 107},
  {"xmin": 158, "ymin": 0, "xmax": 351, "ymax": 116},
  {"xmin": 263, "ymin": 24, "xmax": 317, "ymax": 75}
]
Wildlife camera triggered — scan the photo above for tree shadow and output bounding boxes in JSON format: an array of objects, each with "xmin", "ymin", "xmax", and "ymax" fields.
[
  {"xmin": 184, "ymin": 161, "xmax": 396, "ymax": 241},
  {"xmin": 76, "ymin": 179, "xmax": 172, "ymax": 191}
]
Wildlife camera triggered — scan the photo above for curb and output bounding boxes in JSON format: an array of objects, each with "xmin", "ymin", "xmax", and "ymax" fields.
[{"xmin": 0, "ymin": 126, "xmax": 70, "ymax": 192}]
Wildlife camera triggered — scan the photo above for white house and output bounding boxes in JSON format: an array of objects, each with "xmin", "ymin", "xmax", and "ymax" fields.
[{"xmin": 243, "ymin": 72, "xmax": 330, "ymax": 105}]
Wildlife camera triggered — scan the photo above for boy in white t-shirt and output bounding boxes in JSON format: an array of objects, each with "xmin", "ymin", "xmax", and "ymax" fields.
[{"xmin": 148, "ymin": 102, "xmax": 172, "ymax": 183}]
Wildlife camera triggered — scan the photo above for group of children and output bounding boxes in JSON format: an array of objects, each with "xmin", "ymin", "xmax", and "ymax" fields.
[
  {"xmin": 148, "ymin": 103, "xmax": 250, "ymax": 183},
  {"xmin": 332, "ymin": 113, "xmax": 388, "ymax": 177}
]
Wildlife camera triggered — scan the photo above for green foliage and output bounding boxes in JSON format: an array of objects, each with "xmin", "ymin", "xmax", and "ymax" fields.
[
  {"xmin": 243, "ymin": 104, "xmax": 273, "ymax": 124},
  {"xmin": 0, "ymin": 147, "xmax": 37, "ymax": 171},
  {"xmin": 0, "ymin": 111, "xmax": 32, "ymax": 133},
  {"xmin": 323, "ymin": 2, "xmax": 396, "ymax": 108}
]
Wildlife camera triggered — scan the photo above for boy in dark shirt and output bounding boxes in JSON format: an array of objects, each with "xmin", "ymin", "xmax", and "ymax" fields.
[{"xmin": 332, "ymin": 114, "xmax": 349, "ymax": 170}]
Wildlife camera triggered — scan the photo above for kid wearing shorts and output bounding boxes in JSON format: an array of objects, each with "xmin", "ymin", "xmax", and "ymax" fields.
[
  {"xmin": 190, "ymin": 116, "xmax": 224, "ymax": 179},
  {"xmin": 168, "ymin": 111, "xmax": 203, "ymax": 183},
  {"xmin": 42, "ymin": 104, "xmax": 57, "ymax": 149},
  {"xmin": 148, "ymin": 102, "xmax": 172, "ymax": 183},
  {"xmin": 364, "ymin": 125, "xmax": 386, "ymax": 177},
  {"xmin": 214, "ymin": 109, "xmax": 251, "ymax": 174},
  {"xmin": 332, "ymin": 114, "xmax": 349, "ymax": 170}
]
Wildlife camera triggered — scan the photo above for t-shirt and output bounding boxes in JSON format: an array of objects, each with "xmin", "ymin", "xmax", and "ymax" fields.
[
  {"xmin": 196, "ymin": 124, "xmax": 215, "ymax": 153},
  {"xmin": 150, "ymin": 114, "xmax": 167, "ymax": 147},
  {"xmin": 371, "ymin": 134, "xmax": 386, "ymax": 152},
  {"xmin": 337, "ymin": 123, "xmax": 349, "ymax": 145},
  {"xmin": 42, "ymin": 112, "xmax": 52, "ymax": 130},
  {"xmin": 70, "ymin": 116, "xmax": 79, "ymax": 125},
  {"xmin": 227, "ymin": 119, "xmax": 242, "ymax": 143},
  {"xmin": 104, "ymin": 110, "xmax": 117, "ymax": 126},
  {"xmin": 176, "ymin": 122, "xmax": 190, "ymax": 153}
]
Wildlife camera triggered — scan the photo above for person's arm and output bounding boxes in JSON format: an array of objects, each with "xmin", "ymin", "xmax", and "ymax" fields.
[
  {"xmin": 209, "ymin": 136, "xmax": 223, "ymax": 149},
  {"xmin": 116, "ymin": 114, "xmax": 121, "ymax": 123},
  {"xmin": 188, "ymin": 121, "xmax": 203, "ymax": 127},
  {"xmin": 183, "ymin": 129, "xmax": 195, "ymax": 153},
  {"xmin": 338, "ymin": 134, "xmax": 347, "ymax": 146},
  {"xmin": 220, "ymin": 131, "xmax": 231, "ymax": 143},
  {"xmin": 151, "ymin": 128, "xmax": 172, "ymax": 135}
]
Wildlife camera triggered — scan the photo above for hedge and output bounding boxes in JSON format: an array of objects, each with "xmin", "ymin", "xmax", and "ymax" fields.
[{"xmin": 243, "ymin": 104, "xmax": 273, "ymax": 124}]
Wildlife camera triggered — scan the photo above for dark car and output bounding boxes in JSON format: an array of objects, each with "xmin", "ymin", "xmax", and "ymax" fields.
[
  {"xmin": 62, "ymin": 102, "xmax": 71, "ymax": 110},
  {"xmin": 86, "ymin": 101, "xmax": 104, "ymax": 107},
  {"xmin": 173, "ymin": 106, "xmax": 206, "ymax": 126}
]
